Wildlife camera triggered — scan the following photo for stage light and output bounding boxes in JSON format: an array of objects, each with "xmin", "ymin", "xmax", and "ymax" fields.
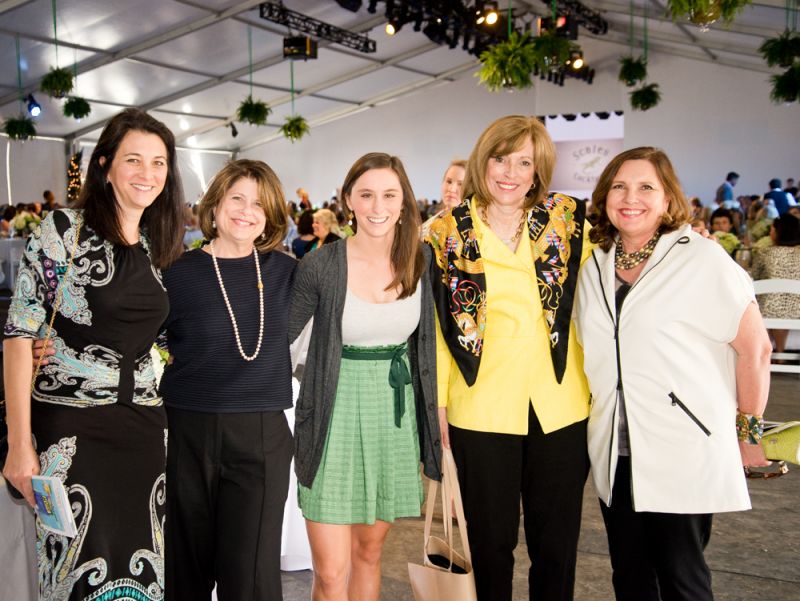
[
  {"xmin": 229, "ymin": 123, "xmax": 238, "ymax": 138},
  {"xmin": 569, "ymin": 50, "xmax": 584, "ymax": 70},
  {"xmin": 486, "ymin": 10, "xmax": 498, "ymax": 25},
  {"xmin": 26, "ymin": 94, "xmax": 41, "ymax": 117},
  {"xmin": 386, "ymin": 19, "xmax": 401, "ymax": 35}
]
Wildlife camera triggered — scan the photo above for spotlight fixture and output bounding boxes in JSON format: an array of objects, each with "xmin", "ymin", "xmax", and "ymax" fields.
[
  {"xmin": 229, "ymin": 122, "xmax": 239, "ymax": 138},
  {"xmin": 367, "ymin": 0, "xmax": 378, "ymax": 13},
  {"xmin": 385, "ymin": 19, "xmax": 401, "ymax": 35},
  {"xmin": 26, "ymin": 93, "xmax": 41, "ymax": 117},
  {"xmin": 568, "ymin": 50, "xmax": 584, "ymax": 70},
  {"xmin": 476, "ymin": 1, "xmax": 499, "ymax": 25}
]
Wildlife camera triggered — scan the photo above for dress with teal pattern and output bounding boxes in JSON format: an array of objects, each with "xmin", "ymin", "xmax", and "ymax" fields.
[{"xmin": 4, "ymin": 209, "xmax": 169, "ymax": 601}]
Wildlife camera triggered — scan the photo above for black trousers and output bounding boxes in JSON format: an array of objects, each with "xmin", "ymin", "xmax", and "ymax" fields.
[
  {"xmin": 165, "ymin": 407, "xmax": 293, "ymax": 601},
  {"xmin": 449, "ymin": 405, "xmax": 589, "ymax": 601},
  {"xmin": 600, "ymin": 456, "xmax": 714, "ymax": 601}
]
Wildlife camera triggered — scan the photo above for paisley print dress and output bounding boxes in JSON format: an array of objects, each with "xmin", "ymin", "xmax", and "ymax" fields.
[{"xmin": 4, "ymin": 209, "xmax": 169, "ymax": 601}]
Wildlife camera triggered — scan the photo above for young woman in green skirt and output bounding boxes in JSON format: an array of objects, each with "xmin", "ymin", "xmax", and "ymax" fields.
[{"xmin": 289, "ymin": 153, "xmax": 442, "ymax": 601}]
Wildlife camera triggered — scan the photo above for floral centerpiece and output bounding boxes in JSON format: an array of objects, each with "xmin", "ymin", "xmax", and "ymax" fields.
[
  {"xmin": 12, "ymin": 211, "xmax": 42, "ymax": 237},
  {"xmin": 713, "ymin": 230, "xmax": 741, "ymax": 255}
]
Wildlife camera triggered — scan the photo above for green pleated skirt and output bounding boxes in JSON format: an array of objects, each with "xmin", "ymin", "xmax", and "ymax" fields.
[{"xmin": 298, "ymin": 344, "xmax": 423, "ymax": 525}]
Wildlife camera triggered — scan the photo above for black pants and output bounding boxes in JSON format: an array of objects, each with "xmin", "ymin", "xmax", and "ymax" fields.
[
  {"xmin": 600, "ymin": 456, "xmax": 714, "ymax": 601},
  {"xmin": 165, "ymin": 408, "xmax": 293, "ymax": 601},
  {"xmin": 449, "ymin": 405, "xmax": 589, "ymax": 601}
]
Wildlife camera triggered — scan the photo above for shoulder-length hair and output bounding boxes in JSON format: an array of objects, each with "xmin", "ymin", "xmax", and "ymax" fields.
[
  {"xmin": 74, "ymin": 108, "xmax": 184, "ymax": 269},
  {"xmin": 463, "ymin": 115, "xmax": 555, "ymax": 211},
  {"xmin": 313, "ymin": 208, "xmax": 342, "ymax": 238},
  {"xmin": 341, "ymin": 152, "xmax": 424, "ymax": 299},
  {"xmin": 197, "ymin": 159, "xmax": 288, "ymax": 252},
  {"xmin": 589, "ymin": 147, "xmax": 692, "ymax": 252}
]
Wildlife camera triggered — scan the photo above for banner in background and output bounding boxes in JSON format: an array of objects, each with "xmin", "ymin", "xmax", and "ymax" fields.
[{"xmin": 551, "ymin": 139, "xmax": 624, "ymax": 197}]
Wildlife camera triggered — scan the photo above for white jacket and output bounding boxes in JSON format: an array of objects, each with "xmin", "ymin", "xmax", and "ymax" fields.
[{"xmin": 576, "ymin": 225, "xmax": 753, "ymax": 514}]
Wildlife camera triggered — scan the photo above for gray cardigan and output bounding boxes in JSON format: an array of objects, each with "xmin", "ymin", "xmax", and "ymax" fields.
[{"xmin": 289, "ymin": 238, "xmax": 442, "ymax": 488}]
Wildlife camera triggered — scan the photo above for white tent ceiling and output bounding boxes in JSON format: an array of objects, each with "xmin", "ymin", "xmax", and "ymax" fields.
[{"xmin": 0, "ymin": 0, "xmax": 790, "ymax": 152}]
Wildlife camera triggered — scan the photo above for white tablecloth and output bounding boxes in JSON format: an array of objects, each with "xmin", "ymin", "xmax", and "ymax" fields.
[{"xmin": 0, "ymin": 238, "xmax": 26, "ymax": 291}]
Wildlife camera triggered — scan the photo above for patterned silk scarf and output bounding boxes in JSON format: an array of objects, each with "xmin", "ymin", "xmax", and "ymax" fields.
[{"xmin": 426, "ymin": 193, "xmax": 586, "ymax": 385}]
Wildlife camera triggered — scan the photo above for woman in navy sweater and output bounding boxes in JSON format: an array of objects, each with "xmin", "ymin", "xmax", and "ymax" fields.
[{"xmin": 160, "ymin": 159, "xmax": 295, "ymax": 601}]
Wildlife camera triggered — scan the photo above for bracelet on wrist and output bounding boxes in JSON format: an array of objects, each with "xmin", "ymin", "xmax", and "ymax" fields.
[{"xmin": 736, "ymin": 411, "xmax": 764, "ymax": 444}]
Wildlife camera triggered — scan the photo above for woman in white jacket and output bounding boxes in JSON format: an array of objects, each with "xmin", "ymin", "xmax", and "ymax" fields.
[{"xmin": 575, "ymin": 147, "xmax": 772, "ymax": 601}]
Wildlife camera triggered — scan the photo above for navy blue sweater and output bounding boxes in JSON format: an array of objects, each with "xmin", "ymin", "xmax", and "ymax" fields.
[{"xmin": 160, "ymin": 248, "xmax": 296, "ymax": 412}]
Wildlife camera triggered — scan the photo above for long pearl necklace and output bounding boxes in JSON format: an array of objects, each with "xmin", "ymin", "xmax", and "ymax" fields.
[{"xmin": 210, "ymin": 240, "xmax": 264, "ymax": 361}]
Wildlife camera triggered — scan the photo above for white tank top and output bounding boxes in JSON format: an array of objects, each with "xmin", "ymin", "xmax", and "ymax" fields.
[{"xmin": 341, "ymin": 285, "xmax": 421, "ymax": 346}]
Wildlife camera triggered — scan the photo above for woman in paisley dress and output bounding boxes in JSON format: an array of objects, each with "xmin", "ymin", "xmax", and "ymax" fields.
[{"xmin": 2, "ymin": 108, "xmax": 184, "ymax": 601}]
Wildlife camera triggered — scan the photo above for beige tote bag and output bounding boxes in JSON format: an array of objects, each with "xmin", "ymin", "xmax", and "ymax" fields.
[{"xmin": 407, "ymin": 447, "xmax": 477, "ymax": 601}]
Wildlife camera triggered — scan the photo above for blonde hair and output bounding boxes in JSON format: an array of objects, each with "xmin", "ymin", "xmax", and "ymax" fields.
[
  {"xmin": 313, "ymin": 208, "xmax": 341, "ymax": 239},
  {"xmin": 198, "ymin": 159, "xmax": 288, "ymax": 252},
  {"xmin": 463, "ymin": 115, "xmax": 555, "ymax": 210}
]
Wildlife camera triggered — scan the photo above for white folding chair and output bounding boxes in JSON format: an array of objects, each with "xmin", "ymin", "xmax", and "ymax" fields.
[{"xmin": 753, "ymin": 279, "xmax": 800, "ymax": 374}]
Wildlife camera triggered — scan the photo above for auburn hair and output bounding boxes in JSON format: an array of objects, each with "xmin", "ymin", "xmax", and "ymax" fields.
[
  {"xmin": 197, "ymin": 159, "xmax": 288, "ymax": 253},
  {"xmin": 463, "ymin": 115, "xmax": 555, "ymax": 210},
  {"xmin": 589, "ymin": 147, "xmax": 691, "ymax": 252},
  {"xmin": 341, "ymin": 152, "xmax": 424, "ymax": 299}
]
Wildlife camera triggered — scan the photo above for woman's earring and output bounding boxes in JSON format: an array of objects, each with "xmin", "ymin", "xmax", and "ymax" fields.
[
  {"xmin": 347, "ymin": 211, "xmax": 354, "ymax": 227},
  {"xmin": 212, "ymin": 219, "xmax": 217, "ymax": 229},
  {"xmin": 260, "ymin": 232, "xmax": 266, "ymax": 240}
]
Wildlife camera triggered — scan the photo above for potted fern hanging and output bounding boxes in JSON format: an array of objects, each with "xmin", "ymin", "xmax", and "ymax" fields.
[
  {"xmin": 40, "ymin": 66, "xmax": 74, "ymax": 98},
  {"xmin": 3, "ymin": 115, "xmax": 37, "ymax": 140},
  {"xmin": 769, "ymin": 63, "xmax": 800, "ymax": 104},
  {"xmin": 618, "ymin": 56, "xmax": 648, "ymax": 87},
  {"xmin": 630, "ymin": 83, "xmax": 662, "ymax": 111},
  {"xmin": 280, "ymin": 115, "xmax": 310, "ymax": 143},
  {"xmin": 236, "ymin": 95, "xmax": 271, "ymax": 126},
  {"xmin": 666, "ymin": 0, "xmax": 752, "ymax": 27},
  {"xmin": 477, "ymin": 31, "xmax": 538, "ymax": 92},
  {"xmin": 759, "ymin": 30, "xmax": 800, "ymax": 69},
  {"xmin": 63, "ymin": 96, "xmax": 91, "ymax": 120}
]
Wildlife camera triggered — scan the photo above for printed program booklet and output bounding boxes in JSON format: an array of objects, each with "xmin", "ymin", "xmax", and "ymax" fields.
[{"xmin": 32, "ymin": 476, "xmax": 77, "ymax": 537}]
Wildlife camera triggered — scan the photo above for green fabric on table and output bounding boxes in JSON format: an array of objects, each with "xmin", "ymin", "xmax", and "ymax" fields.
[{"xmin": 298, "ymin": 344, "xmax": 423, "ymax": 525}]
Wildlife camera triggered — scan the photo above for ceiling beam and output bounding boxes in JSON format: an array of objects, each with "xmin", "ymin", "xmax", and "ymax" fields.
[
  {"xmin": 0, "ymin": 0, "xmax": 32, "ymax": 16},
  {"xmin": 0, "ymin": 0, "xmax": 266, "ymax": 106},
  {"xmin": 239, "ymin": 60, "xmax": 480, "ymax": 151},
  {"xmin": 172, "ymin": 41, "xmax": 441, "ymax": 143}
]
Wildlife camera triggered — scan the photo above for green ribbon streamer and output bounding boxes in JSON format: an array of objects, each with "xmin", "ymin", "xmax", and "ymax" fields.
[
  {"xmin": 15, "ymin": 35, "xmax": 23, "ymax": 111},
  {"xmin": 248, "ymin": 26, "xmax": 253, "ymax": 96},
  {"xmin": 52, "ymin": 0, "xmax": 59, "ymax": 66},
  {"xmin": 643, "ymin": 3, "xmax": 649, "ymax": 61},
  {"xmin": 551, "ymin": 0, "xmax": 557, "ymax": 24},
  {"xmin": 290, "ymin": 60, "xmax": 295, "ymax": 116}
]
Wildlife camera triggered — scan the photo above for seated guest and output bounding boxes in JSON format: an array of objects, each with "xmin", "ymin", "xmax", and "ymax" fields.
[
  {"xmin": 751, "ymin": 213, "xmax": 800, "ymax": 355},
  {"xmin": 765, "ymin": 178, "xmax": 798, "ymax": 216},
  {"xmin": 710, "ymin": 207, "xmax": 741, "ymax": 256},
  {"xmin": 291, "ymin": 210, "xmax": 315, "ymax": 259},
  {"xmin": 307, "ymin": 208, "xmax": 341, "ymax": 252}
]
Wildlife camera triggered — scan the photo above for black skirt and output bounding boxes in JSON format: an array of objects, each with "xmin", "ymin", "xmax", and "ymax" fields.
[{"xmin": 32, "ymin": 401, "xmax": 167, "ymax": 601}]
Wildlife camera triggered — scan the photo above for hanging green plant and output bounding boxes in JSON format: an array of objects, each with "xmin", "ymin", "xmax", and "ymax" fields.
[
  {"xmin": 40, "ymin": 66, "xmax": 74, "ymax": 98},
  {"xmin": 618, "ymin": 56, "xmax": 648, "ymax": 87},
  {"xmin": 769, "ymin": 63, "xmax": 800, "ymax": 103},
  {"xmin": 532, "ymin": 31, "xmax": 579, "ymax": 73},
  {"xmin": 63, "ymin": 96, "xmax": 91, "ymax": 120},
  {"xmin": 236, "ymin": 95, "xmax": 271, "ymax": 126},
  {"xmin": 280, "ymin": 115, "xmax": 310, "ymax": 143},
  {"xmin": 477, "ymin": 31, "xmax": 537, "ymax": 92},
  {"xmin": 759, "ymin": 30, "xmax": 800, "ymax": 68},
  {"xmin": 630, "ymin": 83, "xmax": 662, "ymax": 110},
  {"xmin": 3, "ymin": 115, "xmax": 37, "ymax": 140},
  {"xmin": 666, "ymin": 0, "xmax": 752, "ymax": 27}
]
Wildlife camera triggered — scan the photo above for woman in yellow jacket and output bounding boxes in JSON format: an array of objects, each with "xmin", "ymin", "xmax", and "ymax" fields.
[{"xmin": 425, "ymin": 115, "xmax": 593, "ymax": 601}]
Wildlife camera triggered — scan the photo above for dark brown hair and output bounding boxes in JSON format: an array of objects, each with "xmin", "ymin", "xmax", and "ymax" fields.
[
  {"xmin": 197, "ymin": 159, "xmax": 288, "ymax": 252},
  {"xmin": 463, "ymin": 115, "xmax": 555, "ymax": 210},
  {"xmin": 75, "ymin": 108, "xmax": 184, "ymax": 269},
  {"xmin": 341, "ymin": 152, "xmax": 424, "ymax": 299},
  {"xmin": 589, "ymin": 147, "xmax": 691, "ymax": 252}
]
